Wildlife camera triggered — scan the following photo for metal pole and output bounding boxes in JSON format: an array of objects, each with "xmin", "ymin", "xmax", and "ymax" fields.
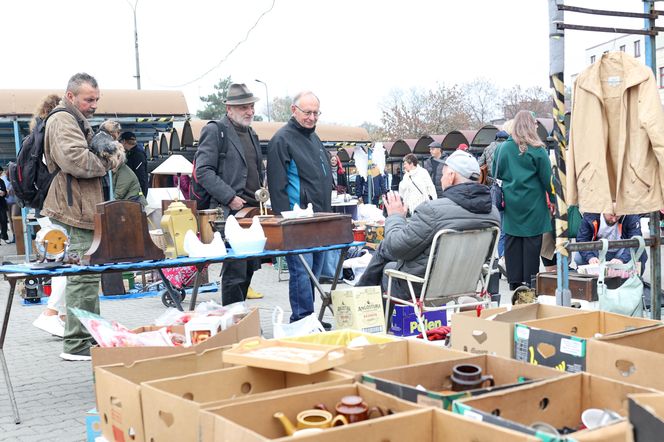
[
  {"xmin": 645, "ymin": 0, "xmax": 661, "ymax": 320},
  {"xmin": 129, "ymin": 0, "xmax": 141, "ymax": 90},
  {"xmin": 549, "ymin": 0, "xmax": 571, "ymax": 306},
  {"xmin": 255, "ymin": 79, "xmax": 270, "ymax": 121}
]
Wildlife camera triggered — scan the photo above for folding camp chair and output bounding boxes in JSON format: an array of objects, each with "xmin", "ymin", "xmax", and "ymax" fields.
[{"xmin": 383, "ymin": 227, "xmax": 500, "ymax": 340}]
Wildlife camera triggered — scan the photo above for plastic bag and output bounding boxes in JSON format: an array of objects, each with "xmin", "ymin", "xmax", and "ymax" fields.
[{"xmin": 272, "ymin": 306, "xmax": 325, "ymax": 339}]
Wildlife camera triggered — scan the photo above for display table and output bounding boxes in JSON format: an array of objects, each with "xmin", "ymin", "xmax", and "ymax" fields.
[{"xmin": 0, "ymin": 240, "xmax": 362, "ymax": 424}]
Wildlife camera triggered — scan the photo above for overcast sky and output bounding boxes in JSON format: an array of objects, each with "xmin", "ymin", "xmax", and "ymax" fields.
[{"xmin": 1, "ymin": 0, "xmax": 658, "ymax": 125}]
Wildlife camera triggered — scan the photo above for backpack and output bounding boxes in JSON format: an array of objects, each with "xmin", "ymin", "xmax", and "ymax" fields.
[
  {"xmin": 7, "ymin": 108, "xmax": 85, "ymax": 209},
  {"xmin": 191, "ymin": 121, "xmax": 228, "ymax": 210}
]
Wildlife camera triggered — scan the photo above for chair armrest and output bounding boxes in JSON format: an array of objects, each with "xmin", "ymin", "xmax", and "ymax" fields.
[{"xmin": 384, "ymin": 268, "xmax": 425, "ymax": 284}]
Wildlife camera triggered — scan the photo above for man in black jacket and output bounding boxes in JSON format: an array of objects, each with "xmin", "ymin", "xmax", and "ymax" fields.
[
  {"xmin": 194, "ymin": 83, "xmax": 264, "ymax": 304},
  {"xmin": 119, "ymin": 131, "xmax": 149, "ymax": 197},
  {"xmin": 267, "ymin": 91, "xmax": 333, "ymax": 324}
]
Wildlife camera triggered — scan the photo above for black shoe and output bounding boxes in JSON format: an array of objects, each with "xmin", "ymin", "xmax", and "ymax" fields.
[
  {"xmin": 319, "ymin": 277, "xmax": 335, "ymax": 285},
  {"xmin": 321, "ymin": 321, "xmax": 332, "ymax": 331}
]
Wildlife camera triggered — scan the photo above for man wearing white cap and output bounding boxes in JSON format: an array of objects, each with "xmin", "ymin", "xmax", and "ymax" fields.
[{"xmin": 356, "ymin": 150, "xmax": 500, "ymax": 300}]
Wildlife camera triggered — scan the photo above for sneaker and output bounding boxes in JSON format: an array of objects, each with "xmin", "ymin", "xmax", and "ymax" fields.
[
  {"xmin": 246, "ymin": 287, "xmax": 263, "ymax": 299},
  {"xmin": 497, "ymin": 257, "xmax": 507, "ymax": 278},
  {"xmin": 32, "ymin": 312, "xmax": 65, "ymax": 338},
  {"xmin": 60, "ymin": 348, "xmax": 91, "ymax": 361}
]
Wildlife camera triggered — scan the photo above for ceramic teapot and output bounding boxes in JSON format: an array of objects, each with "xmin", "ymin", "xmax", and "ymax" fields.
[
  {"xmin": 273, "ymin": 410, "xmax": 347, "ymax": 436},
  {"xmin": 316, "ymin": 395, "xmax": 386, "ymax": 424}
]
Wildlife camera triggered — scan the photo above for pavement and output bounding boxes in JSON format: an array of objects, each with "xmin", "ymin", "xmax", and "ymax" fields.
[{"xmin": 0, "ymin": 237, "xmax": 514, "ymax": 441}]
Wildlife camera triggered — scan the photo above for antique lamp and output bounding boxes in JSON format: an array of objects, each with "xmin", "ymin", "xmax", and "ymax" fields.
[{"xmin": 152, "ymin": 155, "xmax": 198, "ymax": 258}]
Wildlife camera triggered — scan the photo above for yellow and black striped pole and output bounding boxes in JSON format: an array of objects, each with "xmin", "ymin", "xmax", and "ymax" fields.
[{"xmin": 549, "ymin": 0, "xmax": 571, "ymax": 306}]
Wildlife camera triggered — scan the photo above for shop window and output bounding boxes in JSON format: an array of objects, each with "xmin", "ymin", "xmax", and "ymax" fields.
[{"xmin": 635, "ymin": 40, "xmax": 641, "ymax": 58}]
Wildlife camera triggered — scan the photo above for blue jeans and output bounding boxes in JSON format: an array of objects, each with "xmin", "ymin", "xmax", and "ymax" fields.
[
  {"xmin": 285, "ymin": 252, "xmax": 325, "ymax": 322},
  {"xmin": 498, "ymin": 211, "xmax": 506, "ymax": 257},
  {"xmin": 320, "ymin": 249, "xmax": 342, "ymax": 278}
]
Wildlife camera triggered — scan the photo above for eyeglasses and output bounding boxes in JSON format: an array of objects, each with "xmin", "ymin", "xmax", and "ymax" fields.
[{"xmin": 294, "ymin": 105, "xmax": 322, "ymax": 118}]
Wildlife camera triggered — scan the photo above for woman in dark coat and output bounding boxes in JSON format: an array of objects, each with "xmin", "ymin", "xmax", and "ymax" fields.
[{"xmin": 330, "ymin": 154, "xmax": 347, "ymax": 194}]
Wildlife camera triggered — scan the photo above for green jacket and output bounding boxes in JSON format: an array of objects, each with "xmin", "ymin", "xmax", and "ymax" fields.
[
  {"xmin": 492, "ymin": 138, "xmax": 552, "ymax": 237},
  {"xmin": 113, "ymin": 163, "xmax": 147, "ymax": 207}
]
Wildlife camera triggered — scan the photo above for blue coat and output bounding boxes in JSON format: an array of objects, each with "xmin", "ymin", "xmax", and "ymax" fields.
[{"xmin": 576, "ymin": 213, "xmax": 642, "ymax": 263}]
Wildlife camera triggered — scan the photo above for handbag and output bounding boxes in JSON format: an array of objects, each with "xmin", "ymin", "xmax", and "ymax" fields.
[
  {"xmin": 597, "ymin": 236, "xmax": 645, "ymax": 317},
  {"xmin": 490, "ymin": 146, "xmax": 505, "ymax": 211}
]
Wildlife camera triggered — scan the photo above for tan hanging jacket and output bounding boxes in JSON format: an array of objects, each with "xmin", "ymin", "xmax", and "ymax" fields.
[{"xmin": 567, "ymin": 52, "xmax": 664, "ymax": 215}]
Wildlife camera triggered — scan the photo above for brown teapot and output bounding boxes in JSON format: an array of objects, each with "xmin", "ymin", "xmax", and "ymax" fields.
[{"xmin": 315, "ymin": 395, "xmax": 386, "ymax": 424}]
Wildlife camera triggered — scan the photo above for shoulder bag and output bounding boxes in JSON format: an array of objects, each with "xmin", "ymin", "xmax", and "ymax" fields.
[
  {"xmin": 597, "ymin": 236, "xmax": 645, "ymax": 317},
  {"xmin": 490, "ymin": 146, "xmax": 505, "ymax": 211}
]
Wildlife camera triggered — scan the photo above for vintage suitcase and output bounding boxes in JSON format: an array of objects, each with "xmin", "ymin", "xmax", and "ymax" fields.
[
  {"xmin": 237, "ymin": 213, "xmax": 353, "ymax": 251},
  {"xmin": 536, "ymin": 271, "xmax": 598, "ymax": 301}
]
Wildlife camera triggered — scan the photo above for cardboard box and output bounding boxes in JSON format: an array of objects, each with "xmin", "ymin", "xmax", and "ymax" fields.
[
  {"xmin": 141, "ymin": 366, "xmax": 354, "ymax": 442},
  {"xmin": 91, "ymin": 307, "xmax": 260, "ymax": 368},
  {"xmin": 95, "ymin": 347, "xmax": 230, "ymax": 442},
  {"xmin": 331, "ymin": 286, "xmax": 386, "ymax": 333},
  {"xmin": 629, "ymin": 393, "xmax": 664, "ymax": 442},
  {"xmin": 199, "ymin": 407, "xmax": 541, "ymax": 442},
  {"xmin": 363, "ymin": 354, "xmax": 564, "ymax": 410},
  {"xmin": 86, "ymin": 408, "xmax": 102, "ymax": 442},
  {"xmin": 453, "ymin": 373, "xmax": 655, "ymax": 441},
  {"xmin": 587, "ymin": 325, "xmax": 664, "ymax": 391},
  {"xmin": 451, "ymin": 304, "xmax": 584, "ymax": 358},
  {"xmin": 513, "ymin": 311, "xmax": 660, "ymax": 373},
  {"xmin": 390, "ymin": 305, "xmax": 447, "ymax": 336},
  {"xmin": 199, "ymin": 383, "xmax": 421, "ymax": 441}
]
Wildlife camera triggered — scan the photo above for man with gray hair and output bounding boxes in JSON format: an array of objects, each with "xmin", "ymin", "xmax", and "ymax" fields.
[
  {"xmin": 356, "ymin": 150, "xmax": 500, "ymax": 300},
  {"xmin": 267, "ymin": 91, "xmax": 333, "ymax": 326},
  {"xmin": 193, "ymin": 83, "xmax": 265, "ymax": 305},
  {"xmin": 42, "ymin": 73, "xmax": 123, "ymax": 360}
]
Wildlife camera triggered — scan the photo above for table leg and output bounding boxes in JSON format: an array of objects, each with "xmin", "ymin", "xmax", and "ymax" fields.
[
  {"xmin": 317, "ymin": 247, "xmax": 348, "ymax": 321},
  {"xmin": 0, "ymin": 279, "xmax": 21, "ymax": 424},
  {"xmin": 156, "ymin": 268, "xmax": 184, "ymax": 312},
  {"xmin": 188, "ymin": 265, "xmax": 205, "ymax": 311}
]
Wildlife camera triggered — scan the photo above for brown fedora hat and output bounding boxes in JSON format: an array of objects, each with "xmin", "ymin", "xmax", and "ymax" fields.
[{"xmin": 225, "ymin": 83, "xmax": 260, "ymax": 105}]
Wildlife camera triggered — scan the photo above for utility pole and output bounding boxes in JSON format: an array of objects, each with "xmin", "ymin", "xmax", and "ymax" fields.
[
  {"xmin": 127, "ymin": 0, "xmax": 141, "ymax": 89},
  {"xmin": 548, "ymin": 0, "xmax": 570, "ymax": 307},
  {"xmin": 255, "ymin": 79, "xmax": 270, "ymax": 121}
]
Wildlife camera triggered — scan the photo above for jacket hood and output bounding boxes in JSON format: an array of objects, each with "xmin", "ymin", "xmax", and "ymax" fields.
[
  {"xmin": 288, "ymin": 116, "xmax": 316, "ymax": 135},
  {"xmin": 441, "ymin": 182, "xmax": 493, "ymax": 214}
]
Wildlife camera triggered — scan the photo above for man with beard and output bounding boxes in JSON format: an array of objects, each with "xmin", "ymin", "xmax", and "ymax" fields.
[{"xmin": 194, "ymin": 83, "xmax": 265, "ymax": 304}]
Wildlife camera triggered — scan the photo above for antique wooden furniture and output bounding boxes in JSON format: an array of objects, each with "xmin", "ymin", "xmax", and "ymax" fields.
[
  {"xmin": 536, "ymin": 272, "xmax": 598, "ymax": 302},
  {"xmin": 83, "ymin": 200, "xmax": 164, "ymax": 264},
  {"xmin": 236, "ymin": 213, "xmax": 353, "ymax": 250}
]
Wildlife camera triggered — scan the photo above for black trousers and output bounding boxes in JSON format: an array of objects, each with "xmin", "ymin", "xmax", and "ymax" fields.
[
  {"xmin": 221, "ymin": 260, "xmax": 258, "ymax": 305},
  {"xmin": 0, "ymin": 203, "xmax": 7, "ymax": 241},
  {"xmin": 505, "ymin": 234, "xmax": 542, "ymax": 290}
]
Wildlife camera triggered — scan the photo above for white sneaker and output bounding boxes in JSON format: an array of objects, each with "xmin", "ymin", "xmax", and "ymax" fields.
[
  {"xmin": 59, "ymin": 351, "xmax": 91, "ymax": 361},
  {"xmin": 32, "ymin": 313, "xmax": 65, "ymax": 338}
]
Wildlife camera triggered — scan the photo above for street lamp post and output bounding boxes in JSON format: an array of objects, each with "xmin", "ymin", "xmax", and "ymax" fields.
[
  {"xmin": 127, "ymin": 0, "xmax": 141, "ymax": 89},
  {"xmin": 255, "ymin": 79, "xmax": 270, "ymax": 122}
]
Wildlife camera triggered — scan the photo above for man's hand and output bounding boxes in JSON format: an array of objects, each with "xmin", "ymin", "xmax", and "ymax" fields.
[
  {"xmin": 609, "ymin": 258, "xmax": 623, "ymax": 265},
  {"xmin": 384, "ymin": 191, "xmax": 408, "ymax": 217},
  {"xmin": 588, "ymin": 257, "xmax": 600, "ymax": 265},
  {"xmin": 229, "ymin": 196, "xmax": 246, "ymax": 211}
]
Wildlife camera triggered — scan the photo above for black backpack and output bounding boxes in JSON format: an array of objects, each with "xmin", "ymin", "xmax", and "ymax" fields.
[
  {"xmin": 8, "ymin": 108, "xmax": 85, "ymax": 209},
  {"xmin": 190, "ymin": 121, "xmax": 227, "ymax": 210}
]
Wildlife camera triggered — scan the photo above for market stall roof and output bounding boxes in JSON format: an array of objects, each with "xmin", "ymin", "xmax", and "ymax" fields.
[
  {"xmin": 388, "ymin": 139, "xmax": 413, "ymax": 157},
  {"xmin": 414, "ymin": 135, "xmax": 434, "ymax": 153},
  {"xmin": 471, "ymin": 125, "xmax": 499, "ymax": 147},
  {"xmin": 441, "ymin": 130, "xmax": 477, "ymax": 150},
  {"xmin": 179, "ymin": 119, "xmax": 370, "ymax": 147},
  {"xmin": 537, "ymin": 118, "xmax": 553, "ymax": 142},
  {"xmin": 0, "ymin": 89, "xmax": 189, "ymax": 117},
  {"xmin": 334, "ymin": 146, "xmax": 354, "ymax": 163}
]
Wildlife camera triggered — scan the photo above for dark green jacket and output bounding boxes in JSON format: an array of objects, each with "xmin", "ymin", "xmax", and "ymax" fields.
[{"xmin": 492, "ymin": 138, "xmax": 552, "ymax": 237}]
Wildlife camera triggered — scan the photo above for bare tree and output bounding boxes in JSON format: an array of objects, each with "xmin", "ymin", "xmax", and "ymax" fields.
[
  {"xmin": 266, "ymin": 96, "xmax": 293, "ymax": 122},
  {"xmin": 462, "ymin": 78, "xmax": 500, "ymax": 126},
  {"xmin": 501, "ymin": 85, "xmax": 552, "ymax": 119},
  {"xmin": 379, "ymin": 85, "xmax": 471, "ymax": 140}
]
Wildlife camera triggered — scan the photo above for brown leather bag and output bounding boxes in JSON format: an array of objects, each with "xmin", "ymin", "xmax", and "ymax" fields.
[{"xmin": 479, "ymin": 164, "xmax": 489, "ymax": 185}]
